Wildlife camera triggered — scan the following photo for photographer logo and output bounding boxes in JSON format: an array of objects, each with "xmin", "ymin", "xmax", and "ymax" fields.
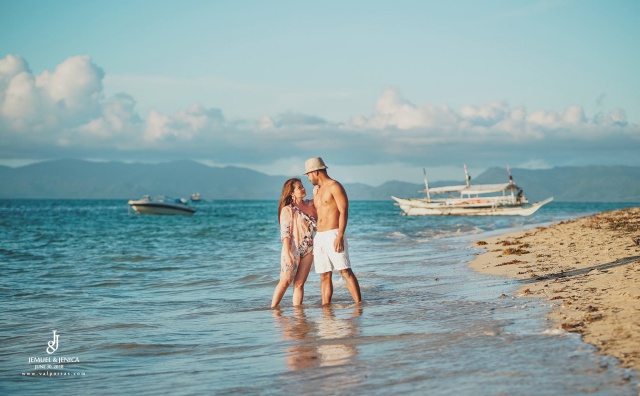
[
  {"xmin": 22, "ymin": 330, "xmax": 85, "ymax": 377},
  {"xmin": 46, "ymin": 330, "xmax": 59, "ymax": 354}
]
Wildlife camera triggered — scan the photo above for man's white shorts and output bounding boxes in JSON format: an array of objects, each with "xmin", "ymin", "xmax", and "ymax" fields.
[{"xmin": 313, "ymin": 229, "xmax": 351, "ymax": 273}]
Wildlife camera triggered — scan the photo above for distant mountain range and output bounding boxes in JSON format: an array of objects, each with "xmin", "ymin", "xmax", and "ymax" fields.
[{"xmin": 1, "ymin": 159, "xmax": 639, "ymax": 202}]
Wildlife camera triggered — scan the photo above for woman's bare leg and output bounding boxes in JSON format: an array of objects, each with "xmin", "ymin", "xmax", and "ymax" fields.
[
  {"xmin": 292, "ymin": 254, "xmax": 313, "ymax": 306},
  {"xmin": 271, "ymin": 270, "xmax": 293, "ymax": 308}
]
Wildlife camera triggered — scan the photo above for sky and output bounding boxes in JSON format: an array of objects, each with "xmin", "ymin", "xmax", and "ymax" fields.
[{"xmin": 1, "ymin": 0, "xmax": 639, "ymax": 185}]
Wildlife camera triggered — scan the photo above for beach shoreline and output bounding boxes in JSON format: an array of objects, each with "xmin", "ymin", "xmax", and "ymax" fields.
[{"xmin": 470, "ymin": 207, "xmax": 640, "ymax": 371}]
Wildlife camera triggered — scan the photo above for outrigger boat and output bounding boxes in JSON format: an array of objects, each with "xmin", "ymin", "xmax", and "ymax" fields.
[{"xmin": 391, "ymin": 165, "xmax": 553, "ymax": 216}]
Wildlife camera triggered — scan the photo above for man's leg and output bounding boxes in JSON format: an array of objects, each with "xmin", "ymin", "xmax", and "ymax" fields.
[
  {"xmin": 320, "ymin": 271, "xmax": 333, "ymax": 305},
  {"xmin": 339, "ymin": 269, "xmax": 362, "ymax": 303}
]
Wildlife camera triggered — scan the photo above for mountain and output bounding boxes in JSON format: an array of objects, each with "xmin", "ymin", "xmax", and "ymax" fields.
[
  {"xmin": 0, "ymin": 160, "xmax": 639, "ymax": 202},
  {"xmin": 474, "ymin": 166, "xmax": 640, "ymax": 202},
  {"xmin": 0, "ymin": 159, "xmax": 285, "ymax": 200}
]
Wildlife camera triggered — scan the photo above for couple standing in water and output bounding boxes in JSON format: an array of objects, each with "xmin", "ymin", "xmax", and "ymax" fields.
[{"xmin": 271, "ymin": 157, "xmax": 362, "ymax": 308}]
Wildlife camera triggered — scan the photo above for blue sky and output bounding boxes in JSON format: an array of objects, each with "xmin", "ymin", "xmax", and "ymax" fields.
[{"xmin": 1, "ymin": 0, "xmax": 638, "ymax": 185}]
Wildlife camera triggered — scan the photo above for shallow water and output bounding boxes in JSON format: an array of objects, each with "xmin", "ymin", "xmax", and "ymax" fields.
[{"xmin": 1, "ymin": 200, "xmax": 639, "ymax": 395}]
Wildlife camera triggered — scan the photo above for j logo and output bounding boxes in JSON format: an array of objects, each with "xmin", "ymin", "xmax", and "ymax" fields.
[{"xmin": 46, "ymin": 330, "xmax": 59, "ymax": 354}]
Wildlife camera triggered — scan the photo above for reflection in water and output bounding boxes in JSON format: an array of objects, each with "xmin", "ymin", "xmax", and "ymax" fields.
[
  {"xmin": 273, "ymin": 307, "xmax": 319, "ymax": 370},
  {"xmin": 316, "ymin": 306, "xmax": 360, "ymax": 367},
  {"xmin": 273, "ymin": 305, "xmax": 362, "ymax": 370}
]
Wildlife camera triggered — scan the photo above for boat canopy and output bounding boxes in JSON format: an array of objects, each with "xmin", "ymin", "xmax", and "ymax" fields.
[
  {"xmin": 462, "ymin": 183, "xmax": 518, "ymax": 194},
  {"xmin": 424, "ymin": 185, "xmax": 468, "ymax": 194},
  {"xmin": 426, "ymin": 183, "xmax": 519, "ymax": 195}
]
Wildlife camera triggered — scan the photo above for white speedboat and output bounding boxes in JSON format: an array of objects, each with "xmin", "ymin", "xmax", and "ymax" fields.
[
  {"xmin": 190, "ymin": 192, "xmax": 201, "ymax": 202},
  {"xmin": 128, "ymin": 195, "xmax": 196, "ymax": 216},
  {"xmin": 391, "ymin": 166, "xmax": 553, "ymax": 216}
]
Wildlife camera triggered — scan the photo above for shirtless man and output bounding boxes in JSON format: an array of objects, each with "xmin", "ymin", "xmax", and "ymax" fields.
[{"xmin": 304, "ymin": 157, "xmax": 362, "ymax": 305}]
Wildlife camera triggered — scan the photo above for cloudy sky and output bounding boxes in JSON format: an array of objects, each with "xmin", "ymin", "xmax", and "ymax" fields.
[{"xmin": 1, "ymin": 0, "xmax": 638, "ymax": 185}]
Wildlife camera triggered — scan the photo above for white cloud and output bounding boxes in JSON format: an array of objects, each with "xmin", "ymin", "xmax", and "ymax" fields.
[
  {"xmin": 37, "ymin": 56, "xmax": 103, "ymax": 110},
  {"xmin": 361, "ymin": 87, "xmax": 459, "ymax": 130},
  {"xmin": 77, "ymin": 94, "xmax": 143, "ymax": 142},
  {"xmin": 562, "ymin": 105, "xmax": 586, "ymax": 125},
  {"xmin": 259, "ymin": 116, "xmax": 275, "ymax": 130},
  {"xmin": 0, "ymin": 55, "xmax": 105, "ymax": 134},
  {"xmin": 1, "ymin": 55, "xmax": 639, "ymax": 183},
  {"xmin": 348, "ymin": 88, "xmax": 637, "ymax": 147},
  {"xmin": 608, "ymin": 108, "xmax": 628, "ymax": 127},
  {"xmin": 144, "ymin": 104, "xmax": 225, "ymax": 143},
  {"xmin": 0, "ymin": 55, "xmax": 29, "ymax": 95},
  {"xmin": 1, "ymin": 69, "xmax": 42, "ymax": 127},
  {"xmin": 459, "ymin": 101, "xmax": 510, "ymax": 127}
]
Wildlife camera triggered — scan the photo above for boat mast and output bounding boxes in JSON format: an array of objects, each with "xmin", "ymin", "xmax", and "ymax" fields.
[
  {"xmin": 507, "ymin": 164, "xmax": 515, "ymax": 199},
  {"xmin": 423, "ymin": 168, "xmax": 431, "ymax": 201},
  {"xmin": 463, "ymin": 164, "xmax": 471, "ymax": 199},
  {"xmin": 464, "ymin": 163, "xmax": 470, "ymax": 187}
]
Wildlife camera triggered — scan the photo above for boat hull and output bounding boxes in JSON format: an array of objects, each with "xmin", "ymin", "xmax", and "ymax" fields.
[
  {"xmin": 391, "ymin": 196, "xmax": 553, "ymax": 216},
  {"xmin": 128, "ymin": 199, "xmax": 196, "ymax": 216},
  {"xmin": 130, "ymin": 204, "xmax": 195, "ymax": 216}
]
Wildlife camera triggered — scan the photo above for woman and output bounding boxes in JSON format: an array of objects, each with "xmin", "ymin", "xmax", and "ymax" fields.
[{"xmin": 271, "ymin": 178, "xmax": 317, "ymax": 308}]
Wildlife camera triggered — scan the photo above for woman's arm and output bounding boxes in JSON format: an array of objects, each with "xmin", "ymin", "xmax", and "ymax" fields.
[{"xmin": 280, "ymin": 207, "xmax": 295, "ymax": 266}]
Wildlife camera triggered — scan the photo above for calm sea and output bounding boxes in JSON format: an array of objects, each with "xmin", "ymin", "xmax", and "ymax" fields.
[{"xmin": 1, "ymin": 199, "xmax": 639, "ymax": 395}]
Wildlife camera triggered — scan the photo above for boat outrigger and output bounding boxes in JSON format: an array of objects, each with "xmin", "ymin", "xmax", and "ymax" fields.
[{"xmin": 391, "ymin": 165, "xmax": 553, "ymax": 216}]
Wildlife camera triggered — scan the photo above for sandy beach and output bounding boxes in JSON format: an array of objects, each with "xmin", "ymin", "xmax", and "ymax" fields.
[{"xmin": 471, "ymin": 207, "xmax": 640, "ymax": 371}]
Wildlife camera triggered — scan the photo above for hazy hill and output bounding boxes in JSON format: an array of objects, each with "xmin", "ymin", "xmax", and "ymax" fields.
[
  {"xmin": 0, "ymin": 159, "xmax": 285, "ymax": 199},
  {"xmin": 0, "ymin": 160, "xmax": 639, "ymax": 202},
  {"xmin": 475, "ymin": 166, "xmax": 640, "ymax": 202}
]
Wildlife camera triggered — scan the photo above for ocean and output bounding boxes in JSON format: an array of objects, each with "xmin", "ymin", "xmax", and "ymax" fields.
[{"xmin": 1, "ymin": 199, "xmax": 639, "ymax": 395}]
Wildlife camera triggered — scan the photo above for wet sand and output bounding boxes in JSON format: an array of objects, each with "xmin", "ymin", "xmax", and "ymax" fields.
[{"xmin": 471, "ymin": 207, "xmax": 640, "ymax": 371}]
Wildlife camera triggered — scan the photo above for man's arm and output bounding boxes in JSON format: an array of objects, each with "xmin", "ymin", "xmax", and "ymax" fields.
[{"xmin": 332, "ymin": 183, "xmax": 349, "ymax": 252}]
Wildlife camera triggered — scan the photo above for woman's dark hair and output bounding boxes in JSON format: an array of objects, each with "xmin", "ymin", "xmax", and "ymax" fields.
[{"xmin": 277, "ymin": 178, "xmax": 301, "ymax": 223}]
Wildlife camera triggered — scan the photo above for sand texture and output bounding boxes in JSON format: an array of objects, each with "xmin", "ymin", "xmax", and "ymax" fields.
[{"xmin": 471, "ymin": 207, "xmax": 640, "ymax": 370}]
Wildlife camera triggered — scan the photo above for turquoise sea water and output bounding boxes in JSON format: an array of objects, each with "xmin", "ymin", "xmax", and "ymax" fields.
[{"xmin": 1, "ymin": 199, "xmax": 639, "ymax": 395}]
